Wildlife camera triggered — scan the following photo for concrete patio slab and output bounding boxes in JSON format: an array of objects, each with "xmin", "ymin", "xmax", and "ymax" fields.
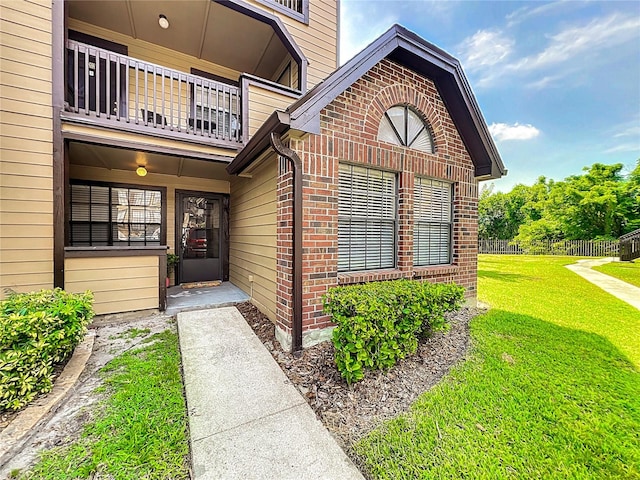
[
  {"xmin": 177, "ymin": 307, "xmax": 364, "ymax": 480},
  {"xmin": 166, "ymin": 282, "xmax": 249, "ymax": 316}
]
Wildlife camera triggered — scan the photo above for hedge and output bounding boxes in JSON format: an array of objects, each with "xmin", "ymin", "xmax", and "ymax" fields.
[
  {"xmin": 323, "ymin": 279, "xmax": 464, "ymax": 384},
  {"xmin": 0, "ymin": 289, "xmax": 94, "ymax": 411}
]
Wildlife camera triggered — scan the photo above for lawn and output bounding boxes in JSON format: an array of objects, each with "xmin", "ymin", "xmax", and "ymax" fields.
[
  {"xmin": 17, "ymin": 329, "xmax": 189, "ymax": 480},
  {"xmin": 355, "ymin": 255, "xmax": 640, "ymax": 479},
  {"xmin": 593, "ymin": 260, "xmax": 640, "ymax": 288}
]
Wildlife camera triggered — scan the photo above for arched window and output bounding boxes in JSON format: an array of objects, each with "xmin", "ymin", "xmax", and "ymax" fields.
[{"xmin": 377, "ymin": 105, "xmax": 434, "ymax": 153}]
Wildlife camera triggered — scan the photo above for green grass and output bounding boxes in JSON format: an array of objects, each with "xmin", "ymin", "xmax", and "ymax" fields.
[
  {"xmin": 355, "ymin": 255, "xmax": 640, "ymax": 479},
  {"xmin": 109, "ymin": 327, "xmax": 152, "ymax": 341},
  {"xmin": 593, "ymin": 260, "xmax": 640, "ymax": 288},
  {"xmin": 20, "ymin": 329, "xmax": 189, "ymax": 480}
]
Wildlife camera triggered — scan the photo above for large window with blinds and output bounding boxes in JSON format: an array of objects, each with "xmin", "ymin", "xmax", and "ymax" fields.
[
  {"xmin": 338, "ymin": 164, "xmax": 397, "ymax": 272},
  {"xmin": 414, "ymin": 177, "xmax": 453, "ymax": 266},
  {"xmin": 70, "ymin": 182, "xmax": 163, "ymax": 246}
]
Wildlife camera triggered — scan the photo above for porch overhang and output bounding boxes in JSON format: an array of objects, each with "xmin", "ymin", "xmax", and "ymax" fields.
[{"xmin": 67, "ymin": 0, "xmax": 308, "ymax": 91}]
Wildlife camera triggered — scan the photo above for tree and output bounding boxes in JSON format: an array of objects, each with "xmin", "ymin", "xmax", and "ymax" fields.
[
  {"xmin": 480, "ymin": 161, "xmax": 640, "ymax": 242},
  {"xmin": 478, "ymin": 178, "xmax": 550, "ymax": 240},
  {"xmin": 543, "ymin": 163, "xmax": 630, "ymax": 239}
]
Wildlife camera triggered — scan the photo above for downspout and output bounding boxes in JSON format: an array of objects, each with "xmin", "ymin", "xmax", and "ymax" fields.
[{"xmin": 269, "ymin": 132, "xmax": 303, "ymax": 353}]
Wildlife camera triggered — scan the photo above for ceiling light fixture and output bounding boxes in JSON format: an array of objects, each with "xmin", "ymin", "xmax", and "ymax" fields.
[
  {"xmin": 158, "ymin": 14, "xmax": 169, "ymax": 29},
  {"xmin": 136, "ymin": 166, "xmax": 148, "ymax": 177}
]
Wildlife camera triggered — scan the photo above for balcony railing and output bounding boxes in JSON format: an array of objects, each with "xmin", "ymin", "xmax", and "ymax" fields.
[
  {"xmin": 64, "ymin": 40, "xmax": 242, "ymax": 146},
  {"xmin": 274, "ymin": 0, "xmax": 303, "ymax": 14}
]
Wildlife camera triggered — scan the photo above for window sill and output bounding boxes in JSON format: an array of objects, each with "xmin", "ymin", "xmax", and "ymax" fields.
[
  {"xmin": 65, "ymin": 245, "xmax": 168, "ymax": 258},
  {"xmin": 337, "ymin": 269, "xmax": 406, "ymax": 285},
  {"xmin": 413, "ymin": 264, "xmax": 459, "ymax": 278}
]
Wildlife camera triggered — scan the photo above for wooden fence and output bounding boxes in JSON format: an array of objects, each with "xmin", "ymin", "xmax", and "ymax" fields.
[
  {"xmin": 619, "ymin": 229, "xmax": 640, "ymax": 261},
  {"xmin": 479, "ymin": 239, "xmax": 620, "ymax": 256}
]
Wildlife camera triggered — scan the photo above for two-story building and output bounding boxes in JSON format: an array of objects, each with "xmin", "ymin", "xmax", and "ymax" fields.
[{"xmin": 1, "ymin": 0, "xmax": 505, "ymax": 351}]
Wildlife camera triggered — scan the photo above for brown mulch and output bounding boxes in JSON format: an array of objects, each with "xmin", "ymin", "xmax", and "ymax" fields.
[{"xmin": 236, "ymin": 302, "xmax": 478, "ymax": 448}]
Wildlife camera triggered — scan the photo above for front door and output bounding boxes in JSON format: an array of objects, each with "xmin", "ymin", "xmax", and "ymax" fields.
[{"xmin": 177, "ymin": 192, "xmax": 225, "ymax": 283}]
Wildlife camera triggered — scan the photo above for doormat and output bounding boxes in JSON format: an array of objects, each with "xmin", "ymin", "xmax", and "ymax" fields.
[{"xmin": 181, "ymin": 280, "xmax": 222, "ymax": 289}]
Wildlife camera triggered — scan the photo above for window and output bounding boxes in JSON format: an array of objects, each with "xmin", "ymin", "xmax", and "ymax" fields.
[
  {"xmin": 414, "ymin": 178, "xmax": 453, "ymax": 266},
  {"xmin": 377, "ymin": 105, "xmax": 434, "ymax": 153},
  {"xmin": 70, "ymin": 183, "xmax": 163, "ymax": 246},
  {"xmin": 338, "ymin": 164, "xmax": 397, "ymax": 272}
]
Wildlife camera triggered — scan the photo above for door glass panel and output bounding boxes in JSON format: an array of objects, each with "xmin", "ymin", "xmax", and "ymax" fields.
[{"xmin": 181, "ymin": 197, "xmax": 220, "ymax": 260}]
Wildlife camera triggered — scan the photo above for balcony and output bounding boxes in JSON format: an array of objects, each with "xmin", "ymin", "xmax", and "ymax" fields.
[{"xmin": 64, "ymin": 40, "xmax": 242, "ymax": 148}]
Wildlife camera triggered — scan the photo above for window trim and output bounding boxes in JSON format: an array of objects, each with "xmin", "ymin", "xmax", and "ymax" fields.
[
  {"xmin": 413, "ymin": 177, "xmax": 454, "ymax": 267},
  {"xmin": 254, "ymin": 0, "xmax": 309, "ymax": 24},
  {"xmin": 68, "ymin": 180, "xmax": 167, "ymax": 247},
  {"xmin": 338, "ymin": 163, "xmax": 398, "ymax": 273}
]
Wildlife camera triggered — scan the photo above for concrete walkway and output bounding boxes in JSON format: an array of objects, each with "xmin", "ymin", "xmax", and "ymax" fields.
[
  {"xmin": 177, "ymin": 307, "xmax": 364, "ymax": 480},
  {"xmin": 566, "ymin": 258, "xmax": 640, "ymax": 310}
]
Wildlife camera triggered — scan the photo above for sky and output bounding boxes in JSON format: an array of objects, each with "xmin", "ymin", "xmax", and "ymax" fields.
[{"xmin": 339, "ymin": 0, "xmax": 640, "ymax": 191}]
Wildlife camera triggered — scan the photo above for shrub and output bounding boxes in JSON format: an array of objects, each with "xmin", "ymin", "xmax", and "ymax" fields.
[
  {"xmin": 323, "ymin": 280, "xmax": 464, "ymax": 384},
  {"xmin": 0, "ymin": 289, "xmax": 94, "ymax": 411}
]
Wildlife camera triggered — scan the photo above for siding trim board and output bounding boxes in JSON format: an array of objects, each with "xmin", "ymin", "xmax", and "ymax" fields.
[{"xmin": 53, "ymin": 0, "xmax": 65, "ymax": 288}]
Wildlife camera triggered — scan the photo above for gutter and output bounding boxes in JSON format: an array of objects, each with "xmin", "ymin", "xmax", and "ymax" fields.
[
  {"xmin": 269, "ymin": 132, "xmax": 303, "ymax": 353},
  {"xmin": 227, "ymin": 113, "xmax": 303, "ymax": 352}
]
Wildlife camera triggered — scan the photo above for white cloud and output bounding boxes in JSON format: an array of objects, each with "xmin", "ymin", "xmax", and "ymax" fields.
[
  {"xmin": 489, "ymin": 123, "xmax": 541, "ymax": 141},
  {"xmin": 464, "ymin": 12, "xmax": 640, "ymax": 89},
  {"xmin": 506, "ymin": 1, "xmax": 580, "ymax": 27},
  {"xmin": 525, "ymin": 74, "xmax": 563, "ymax": 90},
  {"xmin": 614, "ymin": 125, "xmax": 640, "ymax": 139},
  {"xmin": 510, "ymin": 13, "xmax": 640, "ymax": 73},
  {"xmin": 458, "ymin": 29, "xmax": 514, "ymax": 72},
  {"xmin": 603, "ymin": 143, "xmax": 640, "ymax": 154},
  {"xmin": 339, "ymin": 1, "xmax": 398, "ymax": 65}
]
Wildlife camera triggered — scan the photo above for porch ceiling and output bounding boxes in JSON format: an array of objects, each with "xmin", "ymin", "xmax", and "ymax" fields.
[
  {"xmin": 69, "ymin": 142, "xmax": 233, "ymax": 181},
  {"xmin": 67, "ymin": 0, "xmax": 290, "ymax": 80}
]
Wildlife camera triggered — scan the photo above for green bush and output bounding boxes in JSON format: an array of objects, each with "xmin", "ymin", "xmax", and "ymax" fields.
[
  {"xmin": 323, "ymin": 280, "xmax": 464, "ymax": 384},
  {"xmin": 0, "ymin": 289, "xmax": 94, "ymax": 411}
]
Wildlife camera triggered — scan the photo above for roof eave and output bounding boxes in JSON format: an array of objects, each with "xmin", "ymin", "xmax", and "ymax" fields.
[
  {"xmin": 287, "ymin": 24, "xmax": 506, "ymax": 179},
  {"xmin": 226, "ymin": 111, "xmax": 290, "ymax": 175}
]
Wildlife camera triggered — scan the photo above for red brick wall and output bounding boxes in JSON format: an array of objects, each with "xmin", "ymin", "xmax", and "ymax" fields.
[{"xmin": 276, "ymin": 58, "xmax": 479, "ymax": 337}]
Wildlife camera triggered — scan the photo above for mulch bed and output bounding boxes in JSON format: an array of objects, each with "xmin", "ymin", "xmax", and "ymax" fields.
[{"xmin": 236, "ymin": 302, "xmax": 479, "ymax": 448}]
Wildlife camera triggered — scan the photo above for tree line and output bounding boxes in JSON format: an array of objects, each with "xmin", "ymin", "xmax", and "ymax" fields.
[{"xmin": 479, "ymin": 161, "xmax": 640, "ymax": 244}]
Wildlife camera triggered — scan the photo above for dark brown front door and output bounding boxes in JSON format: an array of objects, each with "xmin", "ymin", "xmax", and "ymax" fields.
[{"xmin": 177, "ymin": 192, "xmax": 225, "ymax": 284}]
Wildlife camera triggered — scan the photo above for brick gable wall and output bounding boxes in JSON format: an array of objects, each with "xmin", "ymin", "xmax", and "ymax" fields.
[{"xmin": 276, "ymin": 58, "xmax": 479, "ymax": 344}]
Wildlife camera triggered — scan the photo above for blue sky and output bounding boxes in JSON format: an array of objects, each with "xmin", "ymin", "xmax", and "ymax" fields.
[{"xmin": 339, "ymin": 0, "xmax": 640, "ymax": 191}]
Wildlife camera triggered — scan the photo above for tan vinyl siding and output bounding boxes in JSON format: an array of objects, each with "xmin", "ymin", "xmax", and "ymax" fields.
[
  {"xmin": 246, "ymin": 82, "xmax": 298, "ymax": 136},
  {"xmin": 69, "ymin": 165, "xmax": 230, "ymax": 254},
  {"xmin": 229, "ymin": 158, "xmax": 277, "ymax": 321},
  {"xmin": 0, "ymin": 0, "xmax": 53, "ymax": 297},
  {"xmin": 64, "ymin": 256, "xmax": 158, "ymax": 315},
  {"xmin": 246, "ymin": 0, "xmax": 338, "ymax": 89}
]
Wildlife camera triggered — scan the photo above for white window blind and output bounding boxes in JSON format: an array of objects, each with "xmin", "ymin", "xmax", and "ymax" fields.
[
  {"xmin": 338, "ymin": 164, "xmax": 397, "ymax": 272},
  {"xmin": 414, "ymin": 178, "xmax": 453, "ymax": 266}
]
